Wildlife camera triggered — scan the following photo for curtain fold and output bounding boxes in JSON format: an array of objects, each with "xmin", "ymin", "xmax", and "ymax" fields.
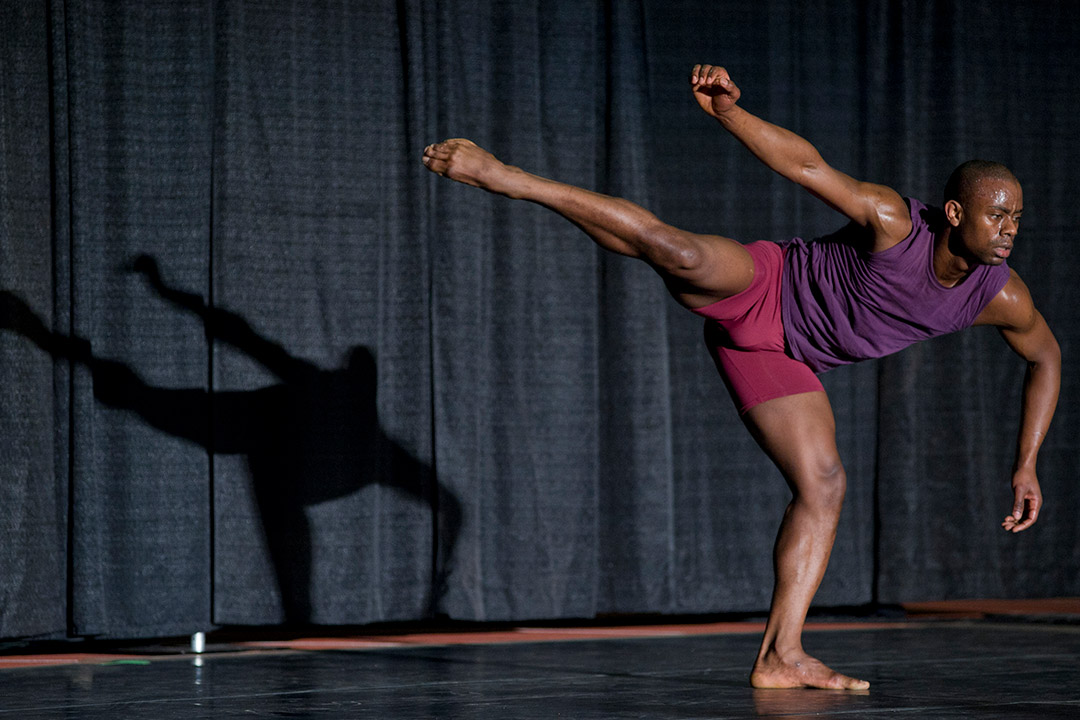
[
  {"xmin": 209, "ymin": 0, "xmax": 436, "ymax": 625},
  {"xmin": 429, "ymin": 0, "xmax": 611, "ymax": 621},
  {"xmin": 1, "ymin": 0, "xmax": 1077, "ymax": 640},
  {"xmin": 62, "ymin": 0, "xmax": 215, "ymax": 637},
  {"xmin": 0, "ymin": 0, "xmax": 66, "ymax": 639}
]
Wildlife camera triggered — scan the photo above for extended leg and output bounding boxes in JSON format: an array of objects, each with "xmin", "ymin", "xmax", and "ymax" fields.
[
  {"xmin": 422, "ymin": 139, "xmax": 753, "ymax": 307},
  {"xmin": 742, "ymin": 391, "xmax": 869, "ymax": 690}
]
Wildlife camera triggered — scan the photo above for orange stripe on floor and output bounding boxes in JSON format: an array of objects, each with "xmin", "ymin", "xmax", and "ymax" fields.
[{"xmin": 5, "ymin": 598, "xmax": 1079, "ymax": 670}]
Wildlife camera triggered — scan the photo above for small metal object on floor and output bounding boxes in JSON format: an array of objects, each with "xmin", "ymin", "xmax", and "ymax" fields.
[{"xmin": 2, "ymin": 617, "xmax": 1080, "ymax": 719}]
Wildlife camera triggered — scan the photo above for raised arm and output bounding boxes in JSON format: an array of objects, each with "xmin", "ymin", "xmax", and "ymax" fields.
[
  {"xmin": 974, "ymin": 271, "xmax": 1061, "ymax": 532},
  {"xmin": 690, "ymin": 64, "xmax": 911, "ymax": 251}
]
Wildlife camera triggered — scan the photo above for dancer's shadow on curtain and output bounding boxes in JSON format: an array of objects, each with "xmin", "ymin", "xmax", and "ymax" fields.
[{"xmin": 0, "ymin": 257, "xmax": 460, "ymax": 624}]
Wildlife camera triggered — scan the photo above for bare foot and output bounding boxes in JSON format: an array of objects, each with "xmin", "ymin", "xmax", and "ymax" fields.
[
  {"xmin": 750, "ymin": 648, "xmax": 869, "ymax": 690},
  {"xmin": 421, "ymin": 139, "xmax": 519, "ymax": 195}
]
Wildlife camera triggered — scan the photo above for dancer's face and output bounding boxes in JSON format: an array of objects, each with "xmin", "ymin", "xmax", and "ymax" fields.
[{"xmin": 946, "ymin": 178, "xmax": 1023, "ymax": 266}]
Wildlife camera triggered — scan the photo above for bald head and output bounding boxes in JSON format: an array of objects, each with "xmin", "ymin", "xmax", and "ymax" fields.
[{"xmin": 944, "ymin": 160, "xmax": 1019, "ymax": 207}]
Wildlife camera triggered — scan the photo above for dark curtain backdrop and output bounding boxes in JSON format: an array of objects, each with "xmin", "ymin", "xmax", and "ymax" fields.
[{"xmin": 1, "ymin": 0, "xmax": 1076, "ymax": 640}]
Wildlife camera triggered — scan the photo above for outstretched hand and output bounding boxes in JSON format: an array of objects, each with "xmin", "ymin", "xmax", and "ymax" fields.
[
  {"xmin": 1002, "ymin": 467, "xmax": 1041, "ymax": 532},
  {"xmin": 690, "ymin": 64, "xmax": 741, "ymax": 119}
]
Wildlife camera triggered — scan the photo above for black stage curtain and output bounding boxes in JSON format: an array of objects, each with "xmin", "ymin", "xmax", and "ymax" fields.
[{"xmin": 1, "ymin": 0, "xmax": 1076, "ymax": 640}]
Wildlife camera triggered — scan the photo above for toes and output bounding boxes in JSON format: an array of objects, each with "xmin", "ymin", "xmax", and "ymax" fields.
[
  {"xmin": 832, "ymin": 673, "xmax": 869, "ymax": 691},
  {"xmin": 423, "ymin": 143, "xmax": 441, "ymax": 157},
  {"xmin": 421, "ymin": 142, "xmax": 454, "ymax": 173},
  {"xmin": 420, "ymin": 155, "xmax": 446, "ymax": 174}
]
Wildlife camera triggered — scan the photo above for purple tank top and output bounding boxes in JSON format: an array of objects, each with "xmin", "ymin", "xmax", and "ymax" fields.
[{"xmin": 781, "ymin": 198, "xmax": 1011, "ymax": 374}]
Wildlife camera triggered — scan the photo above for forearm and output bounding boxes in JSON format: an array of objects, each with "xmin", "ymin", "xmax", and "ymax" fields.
[
  {"xmin": 714, "ymin": 105, "xmax": 825, "ymax": 185},
  {"xmin": 1014, "ymin": 355, "xmax": 1060, "ymax": 472}
]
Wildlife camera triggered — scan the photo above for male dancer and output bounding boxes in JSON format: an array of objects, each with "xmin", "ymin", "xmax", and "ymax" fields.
[{"xmin": 421, "ymin": 64, "xmax": 1060, "ymax": 690}]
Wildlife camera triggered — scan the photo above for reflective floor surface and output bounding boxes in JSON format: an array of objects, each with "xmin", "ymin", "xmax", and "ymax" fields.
[{"xmin": 3, "ymin": 620, "xmax": 1080, "ymax": 719}]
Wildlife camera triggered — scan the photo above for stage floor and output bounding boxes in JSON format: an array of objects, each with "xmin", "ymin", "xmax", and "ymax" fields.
[{"xmin": 3, "ymin": 612, "xmax": 1080, "ymax": 718}]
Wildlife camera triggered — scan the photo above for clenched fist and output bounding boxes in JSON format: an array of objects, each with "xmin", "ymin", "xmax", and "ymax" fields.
[{"xmin": 691, "ymin": 64, "xmax": 741, "ymax": 119}]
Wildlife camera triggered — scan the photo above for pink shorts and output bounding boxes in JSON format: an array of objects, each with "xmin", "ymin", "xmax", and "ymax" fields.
[{"xmin": 692, "ymin": 240, "xmax": 823, "ymax": 415}]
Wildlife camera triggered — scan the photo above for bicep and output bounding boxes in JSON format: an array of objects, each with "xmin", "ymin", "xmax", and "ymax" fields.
[
  {"xmin": 798, "ymin": 163, "xmax": 911, "ymax": 245},
  {"xmin": 981, "ymin": 272, "xmax": 1060, "ymax": 364},
  {"xmin": 1000, "ymin": 310, "xmax": 1059, "ymax": 365}
]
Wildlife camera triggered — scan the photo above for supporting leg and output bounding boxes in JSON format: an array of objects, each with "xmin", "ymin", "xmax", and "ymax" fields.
[
  {"xmin": 741, "ymin": 391, "xmax": 869, "ymax": 691},
  {"xmin": 422, "ymin": 139, "xmax": 754, "ymax": 307}
]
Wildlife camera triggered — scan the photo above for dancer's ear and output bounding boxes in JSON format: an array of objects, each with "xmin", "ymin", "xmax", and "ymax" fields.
[{"xmin": 944, "ymin": 199, "xmax": 963, "ymax": 227}]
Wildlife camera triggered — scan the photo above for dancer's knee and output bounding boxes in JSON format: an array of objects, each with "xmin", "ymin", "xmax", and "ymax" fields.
[
  {"xmin": 637, "ymin": 219, "xmax": 707, "ymax": 275},
  {"xmin": 794, "ymin": 459, "xmax": 847, "ymax": 517}
]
